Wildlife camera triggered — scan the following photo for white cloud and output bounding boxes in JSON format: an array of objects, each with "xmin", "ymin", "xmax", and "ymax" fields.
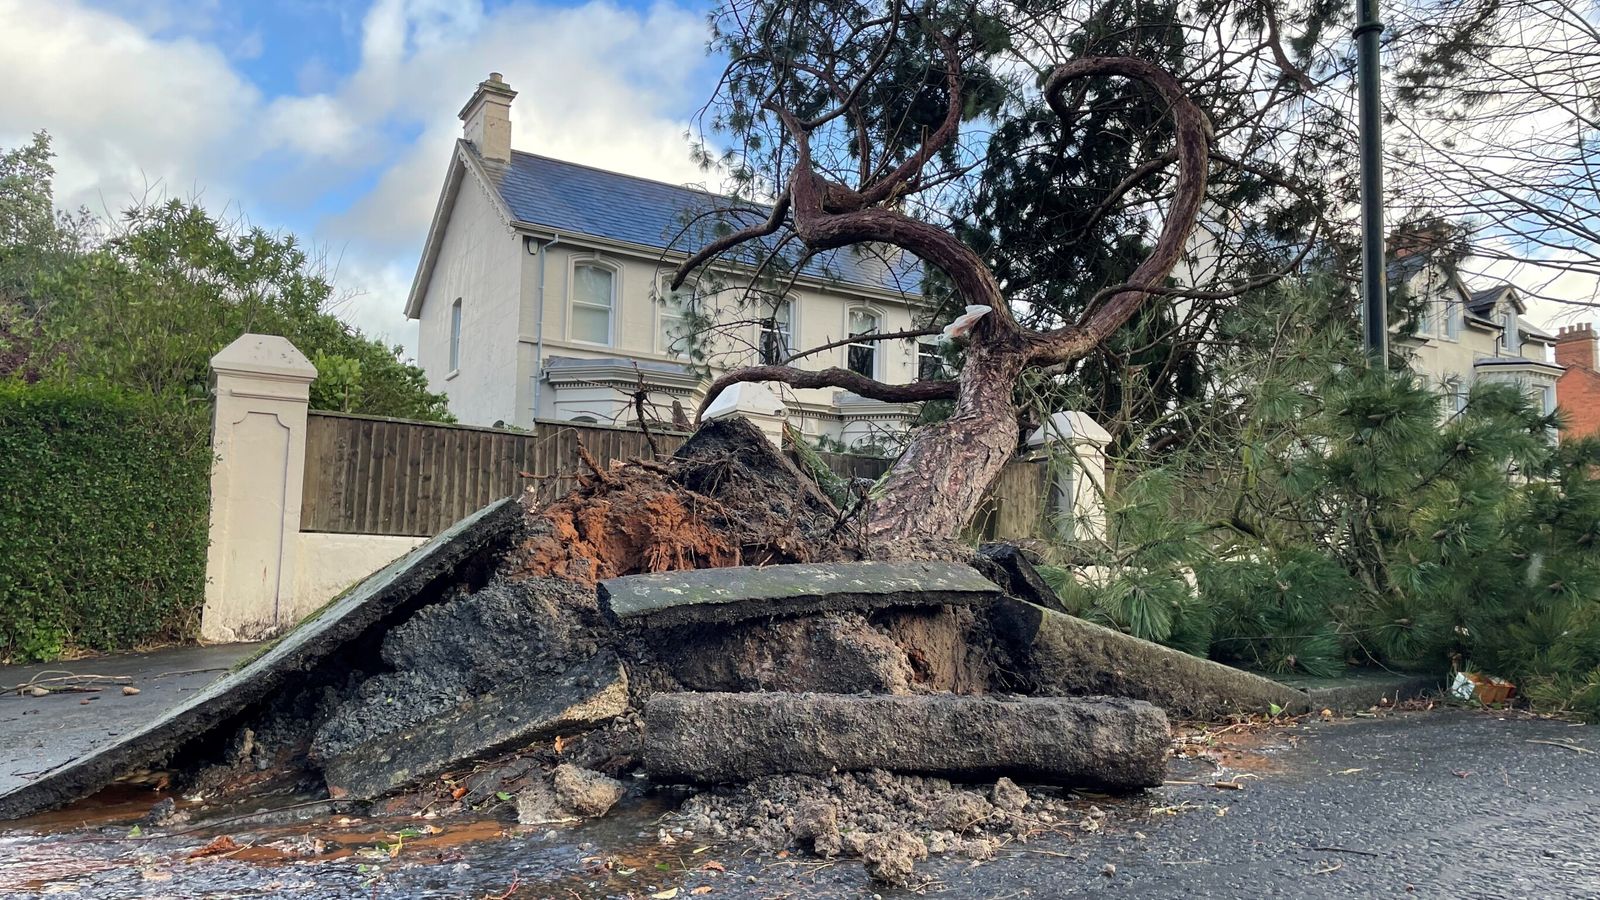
[
  {"xmin": 262, "ymin": 94, "xmax": 359, "ymax": 159},
  {"xmin": 0, "ymin": 0, "xmax": 259, "ymax": 212},
  {"xmin": 0, "ymin": 0, "xmax": 715, "ymax": 353}
]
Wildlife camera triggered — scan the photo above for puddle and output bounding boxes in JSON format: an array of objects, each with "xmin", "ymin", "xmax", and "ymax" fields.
[{"xmin": 0, "ymin": 784, "xmax": 702, "ymax": 899}]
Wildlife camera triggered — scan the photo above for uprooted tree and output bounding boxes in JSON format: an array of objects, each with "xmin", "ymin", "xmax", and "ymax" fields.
[
  {"xmin": 658, "ymin": 0, "xmax": 1561, "ymax": 545},
  {"xmin": 668, "ymin": 2, "xmax": 1215, "ymax": 543}
]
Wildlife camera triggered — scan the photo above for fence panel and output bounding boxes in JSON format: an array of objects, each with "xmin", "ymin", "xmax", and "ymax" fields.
[
  {"xmin": 301, "ymin": 413, "xmax": 688, "ymax": 536},
  {"xmin": 302, "ymin": 412, "xmax": 1051, "ymax": 540}
]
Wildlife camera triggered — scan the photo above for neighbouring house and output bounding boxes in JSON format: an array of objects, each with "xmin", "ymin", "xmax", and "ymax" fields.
[
  {"xmin": 404, "ymin": 73, "xmax": 934, "ymax": 449},
  {"xmin": 1388, "ymin": 244, "xmax": 1561, "ymax": 420},
  {"xmin": 1555, "ymin": 324, "xmax": 1600, "ymax": 439}
]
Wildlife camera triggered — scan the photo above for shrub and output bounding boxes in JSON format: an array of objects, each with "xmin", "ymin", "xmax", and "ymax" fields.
[{"xmin": 0, "ymin": 384, "xmax": 209, "ymax": 661}]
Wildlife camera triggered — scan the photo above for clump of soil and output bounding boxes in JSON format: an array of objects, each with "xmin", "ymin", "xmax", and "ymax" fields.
[
  {"xmin": 514, "ymin": 464, "xmax": 743, "ymax": 584},
  {"xmin": 671, "ymin": 769, "xmax": 1085, "ymax": 886},
  {"xmin": 506, "ymin": 418, "xmax": 859, "ymax": 585},
  {"xmin": 309, "ymin": 576, "xmax": 602, "ymax": 761}
]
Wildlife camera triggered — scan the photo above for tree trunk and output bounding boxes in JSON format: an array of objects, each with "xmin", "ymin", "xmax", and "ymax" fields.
[{"xmin": 866, "ymin": 346, "xmax": 1024, "ymax": 543}]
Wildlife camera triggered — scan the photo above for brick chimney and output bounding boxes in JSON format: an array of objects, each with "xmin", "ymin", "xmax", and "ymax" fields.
[
  {"xmin": 459, "ymin": 72, "xmax": 516, "ymax": 163},
  {"xmin": 1557, "ymin": 324, "xmax": 1598, "ymax": 372}
]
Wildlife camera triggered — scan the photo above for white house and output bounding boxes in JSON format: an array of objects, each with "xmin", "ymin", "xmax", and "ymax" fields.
[
  {"xmin": 404, "ymin": 73, "xmax": 937, "ymax": 449},
  {"xmin": 1388, "ymin": 249, "xmax": 1561, "ymax": 416}
]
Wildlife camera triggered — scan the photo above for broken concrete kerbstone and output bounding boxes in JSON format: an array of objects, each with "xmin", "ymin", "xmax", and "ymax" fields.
[
  {"xmin": 552, "ymin": 763, "xmax": 626, "ymax": 817},
  {"xmin": 644, "ymin": 692, "xmax": 1168, "ymax": 791},
  {"xmin": 0, "ymin": 498, "xmax": 521, "ymax": 821},
  {"xmin": 320, "ymin": 653, "xmax": 628, "ymax": 801},
  {"xmin": 600, "ymin": 561, "xmax": 1001, "ymax": 629},
  {"xmin": 987, "ymin": 597, "xmax": 1312, "ymax": 719}
]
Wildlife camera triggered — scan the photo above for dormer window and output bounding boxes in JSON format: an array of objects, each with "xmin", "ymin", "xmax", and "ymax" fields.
[{"xmin": 1503, "ymin": 310, "xmax": 1520, "ymax": 353}]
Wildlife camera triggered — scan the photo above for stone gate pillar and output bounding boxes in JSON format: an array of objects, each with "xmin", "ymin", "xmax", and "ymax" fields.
[
  {"xmin": 701, "ymin": 381, "xmax": 789, "ymax": 445},
  {"xmin": 1027, "ymin": 411, "xmax": 1112, "ymax": 542},
  {"xmin": 201, "ymin": 334, "xmax": 317, "ymax": 642}
]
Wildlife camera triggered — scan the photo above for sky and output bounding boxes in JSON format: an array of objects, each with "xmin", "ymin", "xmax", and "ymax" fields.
[
  {"xmin": 1, "ymin": 0, "xmax": 1589, "ymax": 361},
  {"xmin": 0, "ymin": 0, "xmax": 722, "ymax": 356}
]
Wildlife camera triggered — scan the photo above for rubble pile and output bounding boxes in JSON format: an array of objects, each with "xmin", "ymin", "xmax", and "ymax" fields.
[{"xmin": 0, "ymin": 417, "xmax": 1313, "ymax": 886}]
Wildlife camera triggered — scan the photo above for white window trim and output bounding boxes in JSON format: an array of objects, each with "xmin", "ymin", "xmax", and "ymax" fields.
[
  {"xmin": 567, "ymin": 256, "xmax": 620, "ymax": 347},
  {"xmin": 757, "ymin": 297, "xmax": 796, "ymax": 366},
  {"xmin": 845, "ymin": 305, "xmax": 885, "ymax": 380},
  {"xmin": 656, "ymin": 274, "xmax": 698, "ymax": 358},
  {"xmin": 447, "ymin": 297, "xmax": 463, "ymax": 376},
  {"xmin": 1441, "ymin": 294, "xmax": 1462, "ymax": 342}
]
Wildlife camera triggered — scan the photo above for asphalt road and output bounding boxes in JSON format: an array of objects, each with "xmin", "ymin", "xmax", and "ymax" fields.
[
  {"xmin": 0, "ymin": 644, "xmax": 258, "ymax": 796},
  {"xmin": 2, "ymin": 706, "xmax": 1596, "ymax": 898}
]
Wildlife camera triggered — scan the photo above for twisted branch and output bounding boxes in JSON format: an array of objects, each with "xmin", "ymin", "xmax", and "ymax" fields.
[
  {"xmin": 1029, "ymin": 56, "xmax": 1213, "ymax": 365},
  {"xmin": 695, "ymin": 364, "xmax": 958, "ymax": 422}
]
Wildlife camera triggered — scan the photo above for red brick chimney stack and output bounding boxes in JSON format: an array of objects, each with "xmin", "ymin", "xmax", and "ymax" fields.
[{"xmin": 1556, "ymin": 324, "xmax": 1598, "ymax": 372}]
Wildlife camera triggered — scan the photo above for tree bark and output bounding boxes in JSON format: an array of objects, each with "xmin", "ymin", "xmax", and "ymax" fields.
[{"xmin": 864, "ymin": 344, "xmax": 1024, "ymax": 542}]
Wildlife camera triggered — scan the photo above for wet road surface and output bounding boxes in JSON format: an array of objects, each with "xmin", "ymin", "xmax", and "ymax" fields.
[
  {"xmin": 1, "ymin": 707, "xmax": 1596, "ymax": 898},
  {"xmin": 1, "ymin": 644, "xmax": 259, "ymax": 796}
]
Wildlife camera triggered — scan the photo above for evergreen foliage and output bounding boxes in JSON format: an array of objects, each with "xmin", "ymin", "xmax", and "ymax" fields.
[
  {"xmin": 0, "ymin": 132, "xmax": 449, "ymax": 422},
  {"xmin": 1047, "ymin": 281, "xmax": 1600, "ymax": 718},
  {"xmin": 0, "ymin": 384, "xmax": 210, "ymax": 661}
]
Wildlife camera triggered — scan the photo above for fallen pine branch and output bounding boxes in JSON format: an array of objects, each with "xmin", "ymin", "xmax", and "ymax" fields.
[{"xmin": 1526, "ymin": 739, "xmax": 1594, "ymax": 755}]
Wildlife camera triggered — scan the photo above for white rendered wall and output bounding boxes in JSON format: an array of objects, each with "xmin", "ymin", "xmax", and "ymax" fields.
[{"xmin": 416, "ymin": 172, "xmax": 524, "ymax": 427}]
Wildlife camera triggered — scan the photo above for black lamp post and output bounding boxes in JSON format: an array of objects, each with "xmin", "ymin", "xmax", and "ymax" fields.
[{"xmin": 1356, "ymin": 0, "xmax": 1388, "ymax": 364}]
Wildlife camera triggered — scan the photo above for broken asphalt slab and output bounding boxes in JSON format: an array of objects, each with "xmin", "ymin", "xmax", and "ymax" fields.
[
  {"xmin": 971, "ymin": 543, "xmax": 1072, "ymax": 615},
  {"xmin": 644, "ymin": 692, "xmax": 1168, "ymax": 790},
  {"xmin": 320, "ymin": 652, "xmax": 628, "ymax": 801},
  {"xmin": 0, "ymin": 497, "xmax": 521, "ymax": 821},
  {"xmin": 599, "ymin": 561, "xmax": 1002, "ymax": 629},
  {"xmin": 988, "ymin": 597, "xmax": 1312, "ymax": 720}
]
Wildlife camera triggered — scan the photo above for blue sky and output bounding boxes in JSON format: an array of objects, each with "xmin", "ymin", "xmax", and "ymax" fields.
[{"xmin": 0, "ymin": 0, "xmax": 724, "ymax": 352}]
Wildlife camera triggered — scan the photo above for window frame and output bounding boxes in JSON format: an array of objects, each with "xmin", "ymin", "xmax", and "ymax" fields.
[
  {"xmin": 916, "ymin": 337, "xmax": 946, "ymax": 382},
  {"xmin": 758, "ymin": 298, "xmax": 794, "ymax": 366},
  {"xmin": 448, "ymin": 297, "xmax": 463, "ymax": 373},
  {"xmin": 1443, "ymin": 294, "xmax": 1462, "ymax": 341},
  {"xmin": 657, "ymin": 276, "xmax": 699, "ymax": 359},
  {"xmin": 568, "ymin": 258, "xmax": 619, "ymax": 347},
  {"xmin": 845, "ymin": 306, "xmax": 882, "ymax": 379}
]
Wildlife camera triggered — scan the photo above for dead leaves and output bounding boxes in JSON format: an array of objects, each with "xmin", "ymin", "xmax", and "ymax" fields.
[{"xmin": 186, "ymin": 835, "xmax": 240, "ymax": 859}]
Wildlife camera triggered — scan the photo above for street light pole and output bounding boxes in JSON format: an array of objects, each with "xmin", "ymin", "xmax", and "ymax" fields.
[{"xmin": 1356, "ymin": 0, "xmax": 1388, "ymax": 364}]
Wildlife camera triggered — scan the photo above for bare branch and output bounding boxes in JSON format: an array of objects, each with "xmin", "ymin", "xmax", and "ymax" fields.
[{"xmin": 695, "ymin": 364, "xmax": 958, "ymax": 423}]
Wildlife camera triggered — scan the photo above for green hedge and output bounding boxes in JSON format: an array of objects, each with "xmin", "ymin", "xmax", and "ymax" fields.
[{"xmin": 0, "ymin": 384, "xmax": 210, "ymax": 661}]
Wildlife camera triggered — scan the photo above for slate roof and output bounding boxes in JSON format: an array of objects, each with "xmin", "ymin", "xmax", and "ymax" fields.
[{"xmin": 476, "ymin": 147, "xmax": 924, "ymax": 296}]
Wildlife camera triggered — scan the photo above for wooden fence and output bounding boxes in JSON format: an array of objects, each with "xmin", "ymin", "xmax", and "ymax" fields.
[{"xmin": 300, "ymin": 411, "xmax": 1049, "ymax": 539}]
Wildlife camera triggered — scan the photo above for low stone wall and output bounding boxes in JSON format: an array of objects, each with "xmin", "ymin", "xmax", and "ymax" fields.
[{"xmin": 293, "ymin": 533, "xmax": 427, "ymax": 622}]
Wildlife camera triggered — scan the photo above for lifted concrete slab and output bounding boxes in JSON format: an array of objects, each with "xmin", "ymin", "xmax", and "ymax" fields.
[
  {"xmin": 321, "ymin": 653, "xmax": 628, "ymax": 801},
  {"xmin": 987, "ymin": 597, "xmax": 1311, "ymax": 720},
  {"xmin": 1280, "ymin": 670, "xmax": 1441, "ymax": 714},
  {"xmin": 644, "ymin": 692, "xmax": 1168, "ymax": 791},
  {"xmin": 0, "ymin": 498, "xmax": 521, "ymax": 821},
  {"xmin": 600, "ymin": 561, "xmax": 1001, "ymax": 629}
]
